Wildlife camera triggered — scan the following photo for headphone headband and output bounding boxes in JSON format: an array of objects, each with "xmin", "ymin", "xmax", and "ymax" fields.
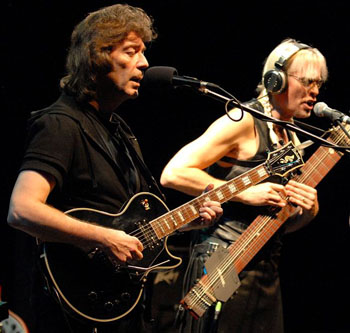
[{"xmin": 274, "ymin": 42, "xmax": 310, "ymax": 69}]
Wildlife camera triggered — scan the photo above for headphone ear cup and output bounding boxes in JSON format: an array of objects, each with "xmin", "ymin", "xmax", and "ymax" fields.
[{"xmin": 263, "ymin": 69, "xmax": 287, "ymax": 94}]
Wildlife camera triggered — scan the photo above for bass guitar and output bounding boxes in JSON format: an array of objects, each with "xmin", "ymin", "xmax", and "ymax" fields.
[
  {"xmin": 181, "ymin": 124, "xmax": 349, "ymax": 319},
  {"xmin": 39, "ymin": 142, "xmax": 303, "ymax": 323}
]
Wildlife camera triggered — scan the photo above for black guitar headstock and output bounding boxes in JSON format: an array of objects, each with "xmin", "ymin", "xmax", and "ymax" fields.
[{"xmin": 266, "ymin": 142, "xmax": 304, "ymax": 178}]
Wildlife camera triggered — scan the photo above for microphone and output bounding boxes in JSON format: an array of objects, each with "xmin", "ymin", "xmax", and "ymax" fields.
[
  {"xmin": 142, "ymin": 66, "xmax": 218, "ymax": 90},
  {"xmin": 313, "ymin": 102, "xmax": 350, "ymax": 124}
]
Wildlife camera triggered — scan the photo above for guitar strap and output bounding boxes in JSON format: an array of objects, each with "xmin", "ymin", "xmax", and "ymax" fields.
[{"xmin": 109, "ymin": 113, "xmax": 166, "ymax": 202}]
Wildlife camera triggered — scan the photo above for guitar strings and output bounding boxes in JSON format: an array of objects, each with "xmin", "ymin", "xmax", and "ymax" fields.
[
  {"xmin": 143, "ymin": 149, "xmax": 291, "ymax": 245},
  {"xmin": 191, "ymin": 129, "xmax": 347, "ymax": 310},
  {"xmin": 126, "ymin": 199, "xmax": 203, "ymax": 247},
  {"xmin": 127, "ymin": 184, "xmax": 222, "ymax": 245},
  {"xmin": 186, "ymin": 126, "xmax": 349, "ymax": 312},
  {"xmin": 185, "ymin": 211, "xmax": 284, "ymax": 310},
  {"xmin": 185, "ymin": 196, "xmax": 295, "ymax": 306},
  {"xmin": 114, "ymin": 144, "xmax": 306, "ymax": 277},
  {"xmin": 191, "ymin": 146, "xmax": 305, "ymax": 290},
  {"xmin": 190, "ymin": 146, "xmax": 345, "ymax": 311},
  {"xmin": 126, "ymin": 146, "xmax": 299, "ymax": 251},
  {"xmin": 191, "ymin": 147, "xmax": 334, "ymax": 308},
  {"xmin": 187, "ymin": 156, "xmax": 313, "ymax": 309},
  {"xmin": 127, "ymin": 157, "xmax": 281, "ymax": 249}
]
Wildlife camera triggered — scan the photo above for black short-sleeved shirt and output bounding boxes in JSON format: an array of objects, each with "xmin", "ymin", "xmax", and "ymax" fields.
[
  {"xmin": 20, "ymin": 92, "xmax": 155, "ymax": 214},
  {"xmin": 19, "ymin": 93, "xmax": 161, "ymax": 332}
]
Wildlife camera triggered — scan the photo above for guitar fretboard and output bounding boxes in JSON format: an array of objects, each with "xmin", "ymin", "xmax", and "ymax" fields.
[
  {"xmin": 230, "ymin": 133, "xmax": 345, "ymax": 272},
  {"xmin": 232, "ymin": 134, "xmax": 344, "ymax": 273},
  {"xmin": 182, "ymin": 125, "xmax": 349, "ymax": 318},
  {"xmin": 150, "ymin": 142, "xmax": 303, "ymax": 240},
  {"xmin": 150, "ymin": 163, "xmax": 270, "ymax": 239}
]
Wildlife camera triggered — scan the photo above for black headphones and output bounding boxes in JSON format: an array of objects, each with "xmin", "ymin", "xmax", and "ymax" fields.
[{"xmin": 263, "ymin": 42, "xmax": 310, "ymax": 94}]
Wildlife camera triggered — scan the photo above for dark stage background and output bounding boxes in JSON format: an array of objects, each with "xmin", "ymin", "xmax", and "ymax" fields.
[{"xmin": 1, "ymin": 1, "xmax": 350, "ymax": 332}]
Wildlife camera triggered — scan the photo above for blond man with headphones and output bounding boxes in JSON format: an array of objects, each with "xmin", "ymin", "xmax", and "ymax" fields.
[{"xmin": 160, "ymin": 39, "xmax": 328, "ymax": 333}]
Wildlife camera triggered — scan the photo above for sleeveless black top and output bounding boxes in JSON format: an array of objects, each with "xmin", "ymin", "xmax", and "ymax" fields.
[{"xmin": 204, "ymin": 99, "xmax": 284, "ymax": 244}]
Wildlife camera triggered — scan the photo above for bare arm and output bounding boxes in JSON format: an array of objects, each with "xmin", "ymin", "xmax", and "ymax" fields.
[
  {"xmin": 7, "ymin": 170, "xmax": 144, "ymax": 263},
  {"xmin": 161, "ymin": 111, "xmax": 287, "ymax": 208},
  {"xmin": 161, "ymin": 110, "xmax": 253, "ymax": 195}
]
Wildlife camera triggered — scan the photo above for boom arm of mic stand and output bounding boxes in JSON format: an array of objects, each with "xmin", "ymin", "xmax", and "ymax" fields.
[{"xmin": 199, "ymin": 86, "xmax": 350, "ymax": 153}]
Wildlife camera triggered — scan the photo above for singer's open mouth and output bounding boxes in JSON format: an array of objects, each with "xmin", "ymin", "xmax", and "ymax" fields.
[
  {"xmin": 306, "ymin": 100, "xmax": 315, "ymax": 107},
  {"xmin": 131, "ymin": 76, "xmax": 142, "ymax": 83}
]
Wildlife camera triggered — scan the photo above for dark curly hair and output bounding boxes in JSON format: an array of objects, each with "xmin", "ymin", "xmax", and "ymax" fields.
[{"xmin": 60, "ymin": 4, "xmax": 157, "ymax": 102}]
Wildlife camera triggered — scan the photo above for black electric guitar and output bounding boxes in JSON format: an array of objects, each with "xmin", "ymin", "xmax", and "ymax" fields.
[{"xmin": 39, "ymin": 142, "xmax": 303, "ymax": 324}]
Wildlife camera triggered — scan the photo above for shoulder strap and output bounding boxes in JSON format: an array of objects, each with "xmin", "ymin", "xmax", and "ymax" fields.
[
  {"xmin": 117, "ymin": 125, "xmax": 166, "ymax": 201},
  {"xmin": 109, "ymin": 113, "xmax": 166, "ymax": 201}
]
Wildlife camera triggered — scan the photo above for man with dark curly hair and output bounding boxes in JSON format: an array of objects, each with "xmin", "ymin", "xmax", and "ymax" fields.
[{"xmin": 7, "ymin": 4, "xmax": 222, "ymax": 332}]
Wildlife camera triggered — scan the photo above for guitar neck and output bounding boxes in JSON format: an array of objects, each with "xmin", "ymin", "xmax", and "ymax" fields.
[
  {"xmin": 223, "ymin": 128, "xmax": 346, "ymax": 275},
  {"xmin": 151, "ymin": 141, "xmax": 303, "ymax": 239},
  {"xmin": 151, "ymin": 163, "xmax": 270, "ymax": 239},
  {"xmin": 182, "ymin": 125, "xmax": 349, "ymax": 318}
]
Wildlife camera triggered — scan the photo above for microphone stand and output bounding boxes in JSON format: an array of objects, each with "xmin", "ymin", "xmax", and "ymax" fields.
[{"xmin": 198, "ymin": 85, "xmax": 350, "ymax": 154}]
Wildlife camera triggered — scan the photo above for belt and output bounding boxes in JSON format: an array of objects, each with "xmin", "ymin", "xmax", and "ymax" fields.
[{"xmin": 193, "ymin": 236, "xmax": 230, "ymax": 255}]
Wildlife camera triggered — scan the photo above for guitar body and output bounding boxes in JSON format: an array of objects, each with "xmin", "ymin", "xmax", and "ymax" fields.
[{"xmin": 40, "ymin": 192, "xmax": 181, "ymax": 324}]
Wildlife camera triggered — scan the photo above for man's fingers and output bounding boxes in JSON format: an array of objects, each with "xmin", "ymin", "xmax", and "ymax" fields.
[{"xmin": 132, "ymin": 249, "xmax": 143, "ymax": 260}]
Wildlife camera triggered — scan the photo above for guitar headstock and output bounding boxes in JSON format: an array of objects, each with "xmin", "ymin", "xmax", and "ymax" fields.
[{"xmin": 266, "ymin": 142, "xmax": 304, "ymax": 178}]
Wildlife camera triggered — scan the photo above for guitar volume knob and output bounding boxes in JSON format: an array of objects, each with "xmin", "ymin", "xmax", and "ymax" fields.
[
  {"xmin": 104, "ymin": 301, "xmax": 114, "ymax": 311},
  {"xmin": 88, "ymin": 291, "xmax": 98, "ymax": 302},
  {"xmin": 121, "ymin": 292, "xmax": 131, "ymax": 301}
]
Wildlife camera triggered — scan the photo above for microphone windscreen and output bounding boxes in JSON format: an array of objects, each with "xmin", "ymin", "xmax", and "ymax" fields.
[
  {"xmin": 313, "ymin": 102, "xmax": 327, "ymax": 117},
  {"xmin": 142, "ymin": 66, "xmax": 178, "ymax": 90}
]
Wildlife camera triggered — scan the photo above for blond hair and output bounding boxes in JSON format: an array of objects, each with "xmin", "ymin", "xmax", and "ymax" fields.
[{"xmin": 257, "ymin": 38, "xmax": 328, "ymax": 94}]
